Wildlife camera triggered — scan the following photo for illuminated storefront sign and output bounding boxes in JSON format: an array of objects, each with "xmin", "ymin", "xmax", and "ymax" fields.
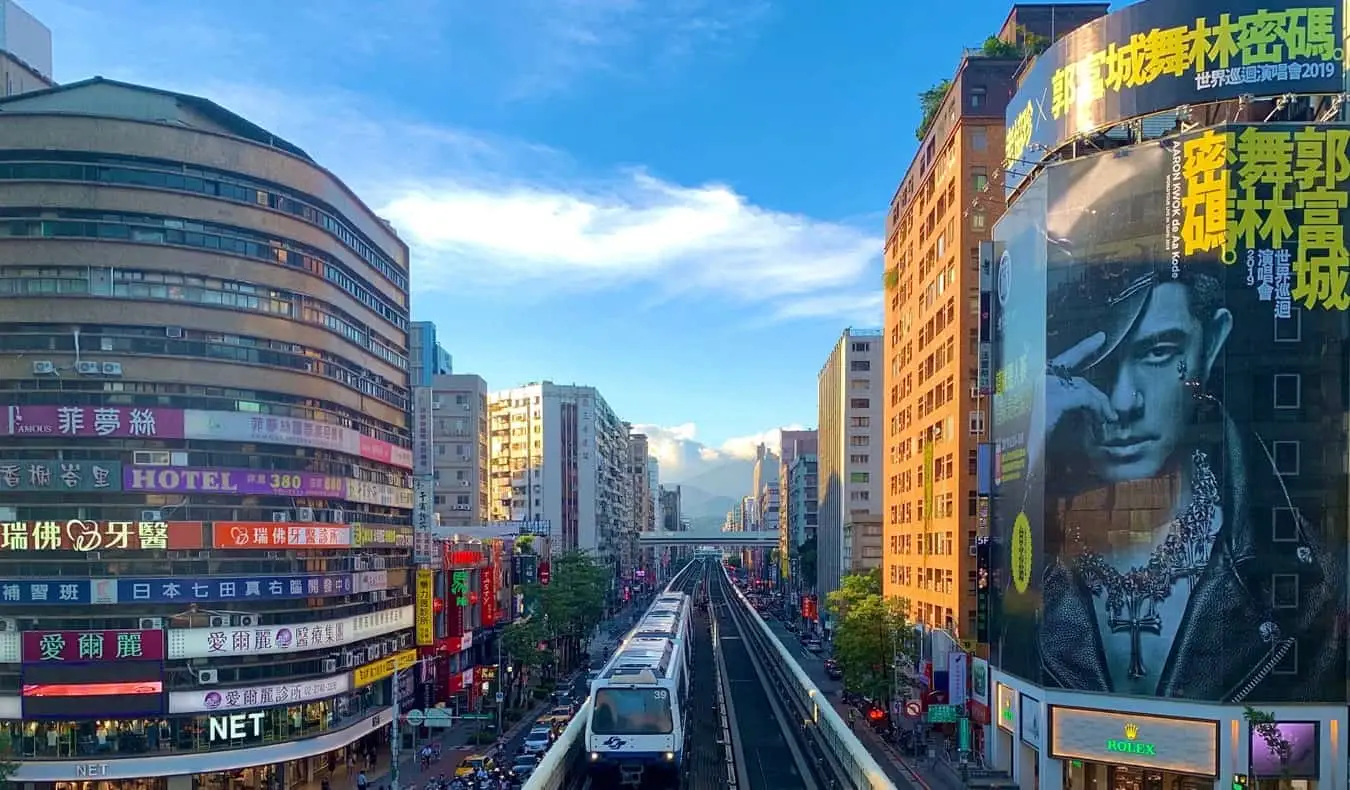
[
  {"xmin": 0, "ymin": 406, "xmax": 412, "ymax": 469},
  {"xmin": 0, "ymin": 520, "xmax": 202, "ymax": 552},
  {"xmin": 170, "ymin": 674, "xmax": 351, "ymax": 713},
  {"xmin": 451, "ymin": 570, "xmax": 471, "ymax": 607},
  {"xmin": 996, "ymin": 683, "xmax": 1017, "ymax": 732},
  {"xmin": 211, "ymin": 523, "xmax": 352, "ymax": 549},
  {"xmin": 208, "ymin": 712, "xmax": 265, "ymax": 742},
  {"xmin": 92, "ymin": 574, "xmax": 354, "ymax": 604},
  {"xmin": 1049, "ymin": 706, "xmax": 1218, "ymax": 777},
  {"xmin": 415, "ymin": 570, "xmax": 434, "ymax": 646},
  {"xmin": 353, "ymin": 526, "xmax": 413, "ymax": 548},
  {"xmin": 166, "ymin": 606, "xmax": 412, "ymax": 658},
  {"xmin": 346, "ymin": 478, "xmax": 414, "ymax": 508},
  {"xmin": 0, "ymin": 460, "xmax": 122, "ymax": 492},
  {"xmin": 125, "ymin": 467, "xmax": 346, "ymax": 497},
  {"xmin": 353, "ymin": 648, "xmax": 418, "ymax": 688},
  {"xmin": 22, "ymin": 629, "xmax": 164, "ymax": 662}
]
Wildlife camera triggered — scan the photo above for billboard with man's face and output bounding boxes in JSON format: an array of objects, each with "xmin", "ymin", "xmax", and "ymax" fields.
[{"xmin": 992, "ymin": 124, "xmax": 1349, "ymax": 703}]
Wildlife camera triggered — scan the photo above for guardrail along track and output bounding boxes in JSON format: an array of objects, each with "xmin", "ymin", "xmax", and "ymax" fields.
[{"xmin": 711, "ymin": 568, "xmax": 819, "ymax": 790}]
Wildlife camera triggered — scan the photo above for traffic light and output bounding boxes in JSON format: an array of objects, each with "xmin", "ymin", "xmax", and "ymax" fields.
[{"xmin": 1231, "ymin": 774, "xmax": 1248, "ymax": 789}]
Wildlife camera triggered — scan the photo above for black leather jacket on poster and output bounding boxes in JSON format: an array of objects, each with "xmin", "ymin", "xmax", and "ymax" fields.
[{"xmin": 1038, "ymin": 415, "xmax": 1345, "ymax": 703}]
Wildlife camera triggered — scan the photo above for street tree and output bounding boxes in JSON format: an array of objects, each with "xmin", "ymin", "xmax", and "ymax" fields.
[
  {"xmin": 827, "ymin": 572, "xmax": 915, "ymax": 704},
  {"xmin": 531, "ymin": 550, "xmax": 607, "ymax": 670}
]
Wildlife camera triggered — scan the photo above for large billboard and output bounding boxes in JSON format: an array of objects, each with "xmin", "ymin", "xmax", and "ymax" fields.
[
  {"xmin": 992, "ymin": 124, "xmax": 1348, "ymax": 703},
  {"xmin": 1004, "ymin": 0, "xmax": 1344, "ymax": 194}
]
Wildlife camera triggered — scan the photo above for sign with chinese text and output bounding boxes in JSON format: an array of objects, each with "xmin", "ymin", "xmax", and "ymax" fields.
[
  {"xmin": 415, "ymin": 570, "xmax": 434, "ymax": 645},
  {"xmin": 413, "ymin": 387, "xmax": 434, "ymax": 476},
  {"xmin": 169, "ymin": 674, "xmax": 350, "ymax": 713},
  {"xmin": 353, "ymin": 570, "xmax": 390, "ymax": 593},
  {"xmin": 346, "ymin": 478, "xmax": 414, "ymax": 508},
  {"xmin": 0, "ymin": 520, "xmax": 203, "ymax": 552},
  {"xmin": 450, "ymin": 570, "xmax": 471, "ymax": 606},
  {"xmin": 211, "ymin": 523, "xmax": 352, "ymax": 549},
  {"xmin": 125, "ymin": 467, "xmax": 346, "ymax": 497},
  {"xmin": 182, "ymin": 410, "xmax": 412, "ymax": 469},
  {"xmin": 353, "ymin": 526, "xmax": 413, "ymax": 548},
  {"xmin": 481, "ymin": 557, "xmax": 498, "ymax": 628},
  {"xmin": 90, "ymin": 574, "xmax": 355, "ymax": 604},
  {"xmin": 4, "ymin": 405, "xmax": 183, "ymax": 438},
  {"xmin": 22, "ymin": 629, "xmax": 164, "ymax": 662},
  {"xmin": 0, "ymin": 461, "xmax": 122, "ymax": 492},
  {"xmin": 1004, "ymin": 0, "xmax": 1344, "ymax": 194},
  {"xmin": 166, "ymin": 607, "xmax": 411, "ymax": 659},
  {"xmin": 445, "ymin": 549, "xmax": 486, "ymax": 567},
  {"xmin": 1049, "ymin": 706, "xmax": 1219, "ymax": 777},
  {"xmin": 354, "ymin": 648, "xmax": 418, "ymax": 688}
]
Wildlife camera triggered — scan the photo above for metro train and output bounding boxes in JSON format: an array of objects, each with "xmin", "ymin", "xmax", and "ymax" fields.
[{"xmin": 584, "ymin": 570, "xmax": 695, "ymax": 787}]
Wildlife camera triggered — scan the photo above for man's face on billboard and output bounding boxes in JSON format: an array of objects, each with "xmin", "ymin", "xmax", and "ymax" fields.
[{"xmin": 1079, "ymin": 282, "xmax": 1215, "ymax": 482}]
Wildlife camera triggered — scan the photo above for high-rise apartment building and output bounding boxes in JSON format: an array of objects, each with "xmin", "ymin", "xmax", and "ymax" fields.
[
  {"xmin": 623, "ymin": 433, "xmax": 654, "ymax": 577},
  {"xmin": 0, "ymin": 77, "xmax": 415, "ymax": 783},
  {"xmin": 0, "ymin": 0, "xmax": 52, "ymax": 98},
  {"xmin": 487, "ymin": 382, "xmax": 628, "ymax": 566},
  {"xmin": 409, "ymin": 321, "xmax": 453, "ymax": 386},
  {"xmin": 880, "ymin": 5, "xmax": 1107, "ymax": 635},
  {"xmin": 817, "ymin": 329, "xmax": 883, "ymax": 608},
  {"xmin": 779, "ymin": 430, "xmax": 818, "ymax": 589},
  {"xmin": 431, "ymin": 374, "xmax": 489, "ymax": 526}
]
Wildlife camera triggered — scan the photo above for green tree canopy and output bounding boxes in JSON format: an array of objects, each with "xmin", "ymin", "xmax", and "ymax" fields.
[
  {"xmin": 828, "ymin": 572, "xmax": 915, "ymax": 702},
  {"xmin": 515, "ymin": 535, "xmax": 536, "ymax": 554},
  {"xmin": 725, "ymin": 555, "xmax": 743, "ymax": 569},
  {"xmin": 825, "ymin": 568, "xmax": 881, "ymax": 619},
  {"xmin": 501, "ymin": 617, "xmax": 550, "ymax": 669},
  {"xmin": 916, "ymin": 78, "xmax": 952, "ymax": 141},
  {"xmin": 797, "ymin": 536, "xmax": 817, "ymax": 586},
  {"xmin": 534, "ymin": 550, "xmax": 607, "ymax": 639}
]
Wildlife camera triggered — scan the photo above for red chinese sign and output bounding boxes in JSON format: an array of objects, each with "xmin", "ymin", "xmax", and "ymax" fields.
[
  {"xmin": 444, "ymin": 548, "xmax": 486, "ymax": 567},
  {"xmin": 212, "ymin": 523, "xmax": 353, "ymax": 549},
  {"xmin": 482, "ymin": 555, "xmax": 499, "ymax": 628},
  {"xmin": 4, "ymin": 405, "xmax": 184, "ymax": 438},
  {"xmin": 23, "ymin": 629, "xmax": 165, "ymax": 662},
  {"xmin": 0, "ymin": 520, "xmax": 203, "ymax": 552}
]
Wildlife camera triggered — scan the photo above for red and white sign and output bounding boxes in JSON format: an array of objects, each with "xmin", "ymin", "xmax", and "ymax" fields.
[
  {"xmin": 166, "ymin": 606, "xmax": 412, "ymax": 659},
  {"xmin": 212, "ymin": 523, "xmax": 352, "ymax": 549},
  {"xmin": 0, "ymin": 520, "xmax": 203, "ymax": 552},
  {"xmin": 481, "ymin": 559, "xmax": 498, "ymax": 628},
  {"xmin": 22, "ymin": 629, "xmax": 164, "ymax": 662},
  {"xmin": 905, "ymin": 700, "xmax": 922, "ymax": 719}
]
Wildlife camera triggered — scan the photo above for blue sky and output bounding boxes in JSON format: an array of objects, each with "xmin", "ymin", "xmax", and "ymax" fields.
[{"xmin": 26, "ymin": 0, "xmax": 1013, "ymax": 480}]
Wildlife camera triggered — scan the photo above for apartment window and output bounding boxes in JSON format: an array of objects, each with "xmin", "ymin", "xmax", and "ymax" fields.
[
  {"xmin": 850, "ymin": 360, "xmax": 871, "ymax": 372},
  {"xmin": 1271, "ymin": 573, "xmax": 1299, "ymax": 608},
  {"xmin": 1273, "ymin": 374, "xmax": 1301, "ymax": 409},
  {"xmin": 849, "ymin": 454, "xmax": 870, "ymax": 464},
  {"xmin": 1275, "ymin": 308, "xmax": 1302, "ymax": 342},
  {"xmin": 968, "ymin": 410, "xmax": 986, "ymax": 435},
  {"xmin": 851, "ymin": 341, "xmax": 872, "ymax": 352},
  {"xmin": 1271, "ymin": 507, "xmax": 1300, "ymax": 542},
  {"xmin": 456, "ymin": 494, "xmax": 470, "ymax": 506},
  {"xmin": 851, "ymin": 378, "xmax": 871, "ymax": 390},
  {"xmin": 850, "ymin": 416, "xmax": 871, "ymax": 428},
  {"xmin": 971, "ymin": 167, "xmax": 988, "ymax": 194},
  {"xmin": 850, "ymin": 472, "xmax": 870, "ymax": 484},
  {"xmin": 850, "ymin": 398, "xmax": 871, "ymax": 409},
  {"xmin": 970, "ymin": 126, "xmax": 987, "ymax": 151},
  {"xmin": 970, "ymin": 212, "xmax": 986, "ymax": 230},
  {"xmin": 849, "ymin": 435, "xmax": 871, "ymax": 447},
  {"xmin": 1272, "ymin": 441, "xmax": 1300, "ymax": 476},
  {"xmin": 969, "ymin": 86, "xmax": 986, "ymax": 109}
]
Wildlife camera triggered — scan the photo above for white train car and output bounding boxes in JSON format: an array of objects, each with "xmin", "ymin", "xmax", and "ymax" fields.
[{"xmin": 586, "ymin": 601, "xmax": 691, "ymax": 786}]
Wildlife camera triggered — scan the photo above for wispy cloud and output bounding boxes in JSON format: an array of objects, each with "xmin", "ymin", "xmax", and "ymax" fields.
[{"xmin": 634, "ymin": 422, "xmax": 806, "ymax": 481}]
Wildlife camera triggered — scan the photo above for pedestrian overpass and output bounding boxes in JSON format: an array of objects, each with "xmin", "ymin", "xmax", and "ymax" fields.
[{"xmin": 636, "ymin": 529, "xmax": 779, "ymax": 546}]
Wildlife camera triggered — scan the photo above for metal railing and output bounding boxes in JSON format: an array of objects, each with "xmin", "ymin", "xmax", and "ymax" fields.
[{"xmin": 522, "ymin": 699, "xmax": 592, "ymax": 790}]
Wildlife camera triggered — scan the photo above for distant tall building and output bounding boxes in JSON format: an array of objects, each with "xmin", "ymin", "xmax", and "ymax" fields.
[
  {"xmin": 409, "ymin": 321, "xmax": 453, "ymax": 386},
  {"xmin": 0, "ymin": 0, "xmax": 53, "ymax": 97},
  {"xmin": 658, "ymin": 484, "xmax": 684, "ymax": 575},
  {"xmin": 488, "ymin": 383, "xmax": 628, "ymax": 570},
  {"xmin": 779, "ymin": 430, "xmax": 818, "ymax": 588},
  {"xmin": 624, "ymin": 432, "xmax": 654, "ymax": 578},
  {"xmin": 431, "ymin": 374, "xmax": 490, "ymax": 527},
  {"xmin": 817, "ymin": 328, "xmax": 884, "ymax": 610}
]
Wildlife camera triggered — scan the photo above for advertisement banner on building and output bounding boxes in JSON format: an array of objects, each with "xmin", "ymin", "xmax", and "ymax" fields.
[
  {"xmin": 125, "ymin": 467, "xmax": 346, "ymax": 497},
  {"xmin": 481, "ymin": 551, "xmax": 499, "ymax": 628},
  {"xmin": 416, "ymin": 570, "xmax": 435, "ymax": 646},
  {"xmin": 413, "ymin": 387, "xmax": 434, "ymax": 476},
  {"xmin": 211, "ymin": 523, "xmax": 352, "ymax": 549},
  {"xmin": 1048, "ymin": 706, "xmax": 1218, "ymax": 778},
  {"xmin": 23, "ymin": 629, "xmax": 164, "ymax": 662},
  {"xmin": 0, "ymin": 460, "xmax": 122, "ymax": 492},
  {"xmin": 354, "ymin": 648, "xmax": 418, "ymax": 688},
  {"xmin": 90, "ymin": 574, "xmax": 354, "ymax": 604},
  {"xmin": 345, "ymin": 478, "xmax": 415, "ymax": 508},
  {"xmin": 947, "ymin": 651, "xmax": 968, "ymax": 708},
  {"xmin": 170, "ymin": 673, "xmax": 350, "ymax": 714},
  {"xmin": 4, "ymin": 405, "xmax": 181, "ymax": 438},
  {"xmin": 166, "ymin": 607, "xmax": 412, "ymax": 659},
  {"xmin": 22, "ymin": 662, "xmax": 165, "ymax": 719},
  {"xmin": 0, "ymin": 520, "xmax": 202, "ymax": 552},
  {"xmin": 352, "ymin": 570, "xmax": 390, "ymax": 594},
  {"xmin": 1003, "ymin": 0, "xmax": 1345, "ymax": 194},
  {"xmin": 353, "ymin": 526, "xmax": 412, "ymax": 548},
  {"xmin": 992, "ymin": 131, "xmax": 1349, "ymax": 703},
  {"xmin": 413, "ymin": 476, "xmax": 434, "ymax": 561}
]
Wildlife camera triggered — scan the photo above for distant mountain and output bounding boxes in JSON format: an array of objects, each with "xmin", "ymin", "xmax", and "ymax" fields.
[
  {"xmin": 678, "ymin": 460, "xmax": 754, "ymax": 501},
  {"xmin": 678, "ymin": 486, "xmax": 738, "ymax": 519}
]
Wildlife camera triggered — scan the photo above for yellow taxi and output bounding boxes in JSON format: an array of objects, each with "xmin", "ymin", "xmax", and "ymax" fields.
[{"xmin": 454, "ymin": 754, "xmax": 494, "ymax": 778}]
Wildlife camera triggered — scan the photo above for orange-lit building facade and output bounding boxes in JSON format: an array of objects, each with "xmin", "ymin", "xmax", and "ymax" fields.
[{"xmin": 881, "ymin": 5, "xmax": 1107, "ymax": 637}]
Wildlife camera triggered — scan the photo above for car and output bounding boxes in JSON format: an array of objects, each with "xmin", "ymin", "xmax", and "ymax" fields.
[
  {"xmin": 547, "ymin": 705, "xmax": 573, "ymax": 720},
  {"xmin": 805, "ymin": 639, "xmax": 824, "ymax": 654},
  {"xmin": 522, "ymin": 726, "xmax": 553, "ymax": 755},
  {"xmin": 510, "ymin": 754, "xmax": 539, "ymax": 780},
  {"xmin": 454, "ymin": 755, "xmax": 494, "ymax": 778},
  {"xmin": 823, "ymin": 659, "xmax": 843, "ymax": 680}
]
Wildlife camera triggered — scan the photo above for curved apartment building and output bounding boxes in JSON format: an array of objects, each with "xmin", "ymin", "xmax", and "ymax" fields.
[{"xmin": 0, "ymin": 78, "xmax": 415, "ymax": 790}]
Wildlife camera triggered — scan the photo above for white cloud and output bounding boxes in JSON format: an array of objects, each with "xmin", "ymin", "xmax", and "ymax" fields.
[{"xmin": 634, "ymin": 422, "xmax": 806, "ymax": 481}]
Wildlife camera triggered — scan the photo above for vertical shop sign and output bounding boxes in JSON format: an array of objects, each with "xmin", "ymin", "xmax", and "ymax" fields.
[{"xmin": 415, "ymin": 570, "xmax": 434, "ymax": 646}]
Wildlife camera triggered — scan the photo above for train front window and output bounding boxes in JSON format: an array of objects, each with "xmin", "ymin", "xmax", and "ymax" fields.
[{"xmin": 592, "ymin": 688, "xmax": 674, "ymax": 735}]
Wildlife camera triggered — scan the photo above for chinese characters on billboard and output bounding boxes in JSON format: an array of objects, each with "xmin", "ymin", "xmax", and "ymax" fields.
[
  {"xmin": 0, "ymin": 460, "xmax": 122, "ymax": 491},
  {"xmin": 4, "ymin": 405, "xmax": 180, "ymax": 437},
  {"xmin": 0, "ymin": 520, "xmax": 203, "ymax": 552},
  {"xmin": 415, "ymin": 570, "xmax": 434, "ymax": 646},
  {"xmin": 22, "ymin": 629, "xmax": 164, "ymax": 662},
  {"xmin": 991, "ymin": 131, "xmax": 1348, "ymax": 703},
  {"xmin": 1004, "ymin": 0, "xmax": 1344, "ymax": 194},
  {"xmin": 211, "ymin": 523, "xmax": 352, "ymax": 549},
  {"xmin": 125, "ymin": 467, "xmax": 346, "ymax": 497}
]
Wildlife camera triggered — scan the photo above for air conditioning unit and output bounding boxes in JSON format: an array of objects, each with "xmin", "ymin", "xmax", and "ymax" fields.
[
  {"xmin": 102, "ymin": 362, "xmax": 123, "ymax": 376},
  {"xmin": 461, "ymin": 481, "xmax": 470, "ymax": 487},
  {"xmin": 141, "ymin": 510, "xmax": 163, "ymax": 521},
  {"xmin": 297, "ymin": 507, "xmax": 315, "ymax": 522},
  {"xmin": 166, "ymin": 326, "xmax": 184, "ymax": 338},
  {"xmin": 970, "ymin": 386, "xmax": 981, "ymax": 399},
  {"xmin": 271, "ymin": 511, "xmax": 290, "ymax": 522},
  {"xmin": 331, "ymin": 508, "xmax": 344, "ymax": 524},
  {"xmin": 31, "ymin": 360, "xmax": 55, "ymax": 375},
  {"xmin": 75, "ymin": 360, "xmax": 101, "ymax": 375},
  {"xmin": 238, "ymin": 614, "xmax": 261, "ymax": 627},
  {"xmin": 197, "ymin": 669, "xmax": 219, "ymax": 685},
  {"xmin": 133, "ymin": 451, "xmax": 171, "ymax": 466},
  {"xmin": 0, "ymin": 618, "xmax": 16, "ymax": 632},
  {"xmin": 209, "ymin": 615, "xmax": 231, "ymax": 628},
  {"xmin": 139, "ymin": 617, "xmax": 163, "ymax": 630},
  {"xmin": 321, "ymin": 658, "xmax": 338, "ymax": 673}
]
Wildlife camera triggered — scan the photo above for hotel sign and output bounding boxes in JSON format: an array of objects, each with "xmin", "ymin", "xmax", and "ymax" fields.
[{"xmin": 1049, "ymin": 706, "xmax": 1218, "ymax": 777}]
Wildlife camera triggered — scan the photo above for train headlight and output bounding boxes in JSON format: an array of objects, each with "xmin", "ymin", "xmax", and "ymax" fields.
[
  {"xmin": 589, "ymin": 752, "xmax": 599, "ymax": 761},
  {"xmin": 664, "ymin": 752, "xmax": 675, "ymax": 761}
]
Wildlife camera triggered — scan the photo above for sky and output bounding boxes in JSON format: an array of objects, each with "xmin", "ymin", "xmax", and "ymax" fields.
[{"xmin": 23, "ymin": 0, "xmax": 1015, "ymax": 482}]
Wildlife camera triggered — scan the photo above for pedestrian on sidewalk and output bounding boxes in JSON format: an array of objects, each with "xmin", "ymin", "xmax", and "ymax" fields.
[{"xmin": 356, "ymin": 770, "xmax": 368, "ymax": 790}]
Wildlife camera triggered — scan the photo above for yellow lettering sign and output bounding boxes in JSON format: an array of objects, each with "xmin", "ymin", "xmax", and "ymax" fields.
[{"xmin": 1181, "ymin": 129, "xmax": 1231, "ymax": 256}]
